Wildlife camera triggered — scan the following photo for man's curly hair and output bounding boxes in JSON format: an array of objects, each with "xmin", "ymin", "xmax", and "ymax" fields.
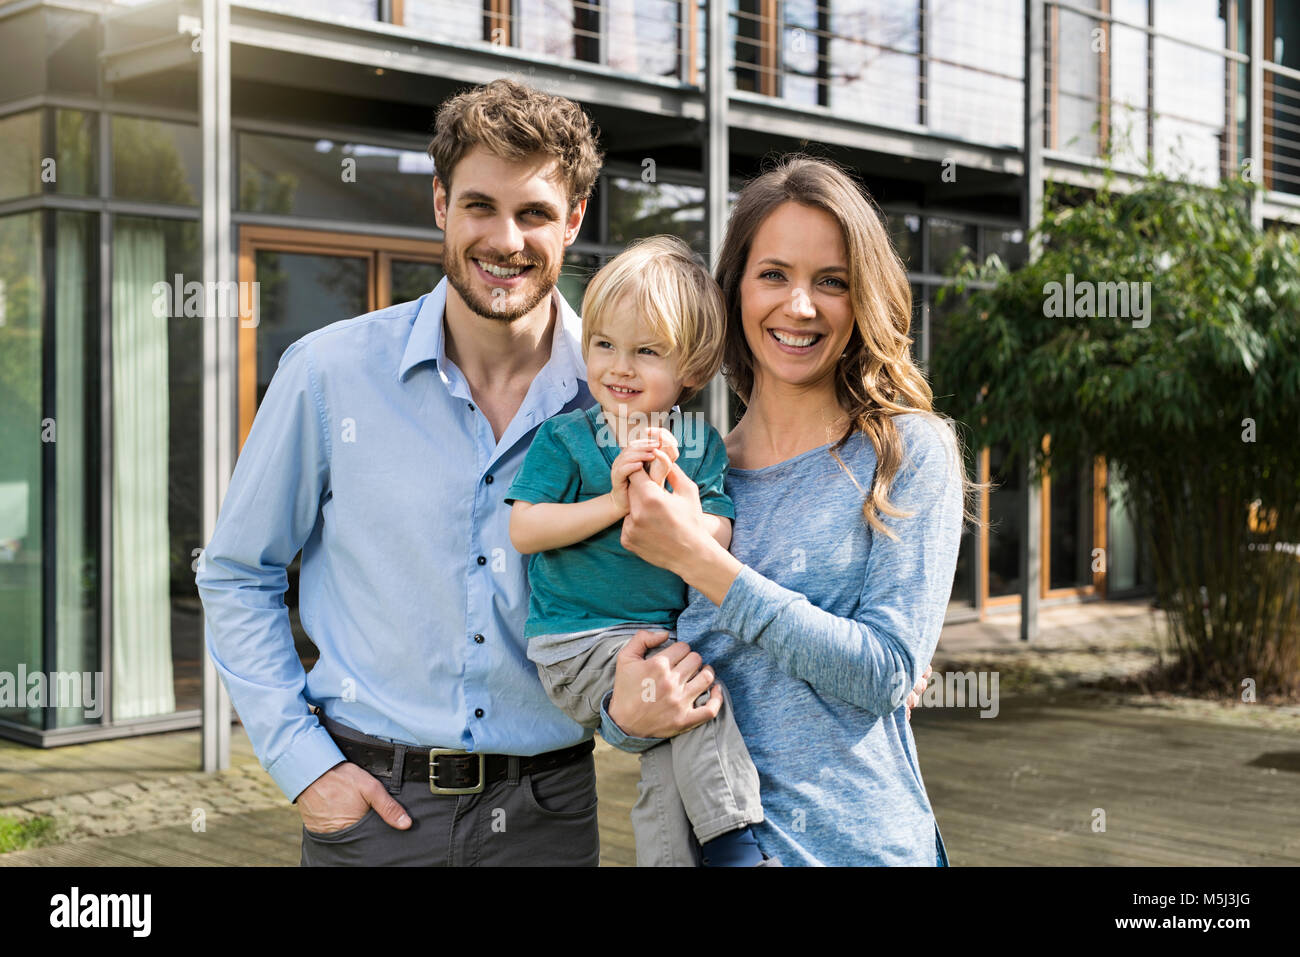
[{"xmin": 427, "ymin": 78, "xmax": 604, "ymax": 210}]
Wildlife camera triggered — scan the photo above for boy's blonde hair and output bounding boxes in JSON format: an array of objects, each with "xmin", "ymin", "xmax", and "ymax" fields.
[{"xmin": 580, "ymin": 235, "xmax": 726, "ymax": 406}]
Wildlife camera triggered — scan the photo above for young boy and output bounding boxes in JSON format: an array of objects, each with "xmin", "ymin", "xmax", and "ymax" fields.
[{"xmin": 506, "ymin": 235, "xmax": 773, "ymax": 867}]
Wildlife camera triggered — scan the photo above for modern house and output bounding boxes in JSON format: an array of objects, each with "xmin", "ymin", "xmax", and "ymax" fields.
[{"xmin": 1, "ymin": 0, "xmax": 1296, "ymax": 755}]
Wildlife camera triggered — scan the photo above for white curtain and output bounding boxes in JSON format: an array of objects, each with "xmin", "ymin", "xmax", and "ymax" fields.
[
  {"xmin": 55, "ymin": 214, "xmax": 90, "ymax": 726},
  {"xmin": 110, "ymin": 220, "xmax": 175, "ymax": 720}
]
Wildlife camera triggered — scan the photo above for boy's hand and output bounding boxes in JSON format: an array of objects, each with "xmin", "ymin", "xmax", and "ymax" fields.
[
  {"xmin": 610, "ymin": 440, "xmax": 661, "ymax": 514},
  {"xmin": 642, "ymin": 427, "xmax": 679, "ymax": 462},
  {"xmin": 643, "ymin": 428, "xmax": 679, "ymax": 485},
  {"xmin": 610, "ymin": 429, "xmax": 680, "ymax": 512}
]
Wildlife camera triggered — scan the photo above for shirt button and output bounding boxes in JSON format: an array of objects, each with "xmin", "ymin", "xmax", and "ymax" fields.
[
  {"xmin": 473, "ymin": 633, "xmax": 485, "ymax": 644},
  {"xmin": 468, "ymin": 402, "xmax": 475, "ymax": 412},
  {"xmin": 484, "ymin": 474, "xmax": 494, "ymax": 485},
  {"xmin": 474, "ymin": 708, "xmax": 484, "ymax": 718},
  {"xmin": 476, "ymin": 555, "xmax": 486, "ymax": 566}
]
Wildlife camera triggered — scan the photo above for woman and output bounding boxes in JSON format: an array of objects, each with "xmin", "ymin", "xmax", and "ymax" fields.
[{"xmin": 618, "ymin": 155, "xmax": 970, "ymax": 866}]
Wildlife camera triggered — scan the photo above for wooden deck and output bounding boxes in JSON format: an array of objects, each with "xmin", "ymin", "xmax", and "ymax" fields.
[{"xmin": 2, "ymin": 689, "xmax": 1298, "ymax": 866}]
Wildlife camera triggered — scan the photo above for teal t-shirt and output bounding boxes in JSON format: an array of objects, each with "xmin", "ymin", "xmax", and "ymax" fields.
[{"xmin": 505, "ymin": 404, "xmax": 735, "ymax": 640}]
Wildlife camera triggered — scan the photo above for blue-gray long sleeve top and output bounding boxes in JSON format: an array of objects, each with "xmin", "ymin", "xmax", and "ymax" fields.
[{"xmin": 675, "ymin": 411, "xmax": 964, "ymax": 866}]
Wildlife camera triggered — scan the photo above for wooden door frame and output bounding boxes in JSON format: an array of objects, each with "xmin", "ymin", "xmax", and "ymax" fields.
[
  {"xmin": 978, "ymin": 441, "xmax": 1111, "ymax": 615},
  {"xmin": 236, "ymin": 224, "xmax": 443, "ymax": 449},
  {"xmin": 1039, "ymin": 436, "xmax": 1107, "ymax": 599},
  {"xmin": 980, "ymin": 446, "xmax": 1021, "ymax": 609}
]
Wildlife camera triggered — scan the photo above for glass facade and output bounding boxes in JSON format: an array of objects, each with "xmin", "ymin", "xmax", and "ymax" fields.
[
  {"xmin": 53, "ymin": 211, "xmax": 102, "ymax": 728},
  {"xmin": 1047, "ymin": 0, "xmax": 1244, "ymax": 183},
  {"xmin": 391, "ymin": 260, "xmax": 445, "ymax": 305},
  {"xmin": 927, "ymin": 0, "xmax": 1025, "ymax": 147},
  {"xmin": 111, "ymin": 116, "xmax": 202, "ymax": 206},
  {"xmin": 1267, "ymin": 0, "xmax": 1300, "ymax": 193},
  {"xmin": 8, "ymin": 0, "xmax": 1251, "ymax": 744},
  {"xmin": 736, "ymin": 0, "xmax": 1023, "ymax": 146},
  {"xmin": 239, "ymin": 133, "xmax": 436, "ymax": 229},
  {"xmin": 54, "ymin": 110, "xmax": 97, "ymax": 197},
  {"xmin": 1151, "ymin": 2, "xmax": 1230, "ymax": 183},
  {"xmin": 111, "ymin": 215, "xmax": 203, "ymax": 720},
  {"xmin": 0, "ymin": 212, "xmax": 43, "ymax": 729},
  {"xmin": 0, "ymin": 110, "xmax": 43, "ymax": 201},
  {"xmin": 400, "ymin": 0, "xmax": 683, "ymax": 79},
  {"xmin": 986, "ymin": 442, "xmax": 1023, "ymax": 598},
  {"xmin": 1048, "ymin": 457, "xmax": 1095, "ymax": 591},
  {"xmin": 606, "ymin": 175, "xmax": 706, "ymax": 251}
]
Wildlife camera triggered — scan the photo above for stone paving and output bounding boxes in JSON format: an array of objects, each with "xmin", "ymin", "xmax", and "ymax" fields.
[
  {"xmin": 4, "ymin": 598, "xmax": 1298, "ymax": 857},
  {"xmin": 3, "ymin": 762, "xmax": 286, "ymax": 847},
  {"xmin": 931, "ymin": 599, "xmax": 1300, "ymax": 732}
]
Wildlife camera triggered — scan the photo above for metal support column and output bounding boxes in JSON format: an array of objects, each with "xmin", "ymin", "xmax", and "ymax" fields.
[
  {"xmin": 201, "ymin": 0, "xmax": 234, "ymax": 771},
  {"xmin": 1249, "ymin": 0, "xmax": 1265, "ymax": 228},
  {"xmin": 1020, "ymin": 0, "xmax": 1045, "ymax": 641},
  {"xmin": 705, "ymin": 0, "xmax": 731, "ymax": 432}
]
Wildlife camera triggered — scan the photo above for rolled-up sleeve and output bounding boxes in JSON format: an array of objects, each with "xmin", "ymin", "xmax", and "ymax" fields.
[
  {"xmin": 195, "ymin": 340, "xmax": 344, "ymax": 802},
  {"xmin": 597, "ymin": 691, "xmax": 665, "ymax": 753}
]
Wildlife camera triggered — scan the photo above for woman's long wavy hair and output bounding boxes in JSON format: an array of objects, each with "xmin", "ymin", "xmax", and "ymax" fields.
[{"xmin": 716, "ymin": 154, "xmax": 979, "ymax": 539}]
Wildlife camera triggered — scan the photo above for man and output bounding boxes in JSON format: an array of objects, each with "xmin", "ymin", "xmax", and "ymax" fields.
[{"xmin": 196, "ymin": 78, "xmax": 722, "ymax": 866}]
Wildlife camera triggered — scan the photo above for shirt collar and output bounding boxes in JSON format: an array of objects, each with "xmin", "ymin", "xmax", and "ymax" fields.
[{"xmin": 398, "ymin": 275, "xmax": 588, "ymax": 390}]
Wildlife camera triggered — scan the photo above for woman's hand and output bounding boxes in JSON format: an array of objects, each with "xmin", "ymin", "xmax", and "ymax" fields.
[
  {"xmin": 621, "ymin": 456, "xmax": 709, "ymax": 576},
  {"xmin": 623, "ymin": 458, "xmax": 744, "ymax": 605},
  {"xmin": 905, "ymin": 666, "xmax": 932, "ymax": 721},
  {"xmin": 609, "ymin": 430, "xmax": 680, "ymax": 514}
]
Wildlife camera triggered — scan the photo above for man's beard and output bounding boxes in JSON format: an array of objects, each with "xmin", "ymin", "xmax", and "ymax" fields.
[{"xmin": 443, "ymin": 244, "xmax": 561, "ymax": 322}]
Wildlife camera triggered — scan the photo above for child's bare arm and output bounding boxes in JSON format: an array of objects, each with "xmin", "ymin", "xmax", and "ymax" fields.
[
  {"xmin": 702, "ymin": 513, "xmax": 732, "ymax": 551},
  {"xmin": 509, "ymin": 497, "xmax": 627, "ymax": 555}
]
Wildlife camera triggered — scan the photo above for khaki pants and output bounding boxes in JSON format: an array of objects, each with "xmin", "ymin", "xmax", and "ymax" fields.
[{"xmin": 533, "ymin": 627, "xmax": 764, "ymax": 866}]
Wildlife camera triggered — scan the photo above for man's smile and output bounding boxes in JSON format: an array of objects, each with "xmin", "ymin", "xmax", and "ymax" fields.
[{"xmin": 473, "ymin": 258, "xmax": 535, "ymax": 285}]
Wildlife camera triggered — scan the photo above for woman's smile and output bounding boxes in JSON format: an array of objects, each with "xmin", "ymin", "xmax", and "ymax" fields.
[{"xmin": 767, "ymin": 327, "xmax": 825, "ymax": 354}]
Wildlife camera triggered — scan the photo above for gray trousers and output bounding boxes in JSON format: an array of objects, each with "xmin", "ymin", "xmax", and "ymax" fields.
[
  {"xmin": 300, "ymin": 718, "xmax": 599, "ymax": 866},
  {"xmin": 533, "ymin": 628, "xmax": 764, "ymax": 866}
]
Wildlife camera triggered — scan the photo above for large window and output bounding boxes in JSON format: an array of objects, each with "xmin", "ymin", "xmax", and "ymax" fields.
[
  {"xmin": 0, "ymin": 208, "xmax": 102, "ymax": 732},
  {"xmin": 400, "ymin": 0, "xmax": 689, "ymax": 80},
  {"xmin": 927, "ymin": 0, "xmax": 1025, "ymax": 147},
  {"xmin": 111, "ymin": 116, "xmax": 202, "ymax": 206},
  {"xmin": 53, "ymin": 212, "xmax": 102, "ymax": 728},
  {"xmin": 1047, "ymin": 0, "xmax": 1242, "ymax": 182},
  {"xmin": 1265, "ymin": 0, "xmax": 1300, "ymax": 194},
  {"xmin": 733, "ymin": 0, "xmax": 1023, "ymax": 145},
  {"xmin": 110, "ymin": 215, "xmax": 203, "ymax": 719},
  {"xmin": 605, "ymin": 175, "xmax": 706, "ymax": 251},
  {"xmin": 1152, "ymin": 0, "xmax": 1231, "ymax": 183},
  {"xmin": 239, "ymin": 133, "xmax": 436, "ymax": 229},
  {"xmin": 0, "ymin": 212, "xmax": 44, "ymax": 729},
  {"xmin": 985, "ymin": 442, "xmax": 1023, "ymax": 599},
  {"xmin": 0, "ymin": 111, "xmax": 43, "ymax": 201}
]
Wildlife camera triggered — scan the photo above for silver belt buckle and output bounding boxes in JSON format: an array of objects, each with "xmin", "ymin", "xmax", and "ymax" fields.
[{"xmin": 428, "ymin": 748, "xmax": 486, "ymax": 795}]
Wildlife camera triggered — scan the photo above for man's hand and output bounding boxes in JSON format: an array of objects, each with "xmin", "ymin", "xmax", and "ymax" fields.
[
  {"xmin": 905, "ymin": 666, "xmax": 932, "ymax": 721},
  {"xmin": 607, "ymin": 629, "xmax": 722, "ymax": 739},
  {"xmin": 296, "ymin": 761, "xmax": 412, "ymax": 834}
]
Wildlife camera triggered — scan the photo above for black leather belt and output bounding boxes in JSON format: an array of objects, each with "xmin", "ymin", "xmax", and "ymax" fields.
[{"xmin": 318, "ymin": 713, "xmax": 594, "ymax": 795}]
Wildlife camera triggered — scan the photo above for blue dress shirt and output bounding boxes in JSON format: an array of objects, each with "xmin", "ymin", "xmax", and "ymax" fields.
[{"xmin": 197, "ymin": 278, "xmax": 656, "ymax": 802}]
